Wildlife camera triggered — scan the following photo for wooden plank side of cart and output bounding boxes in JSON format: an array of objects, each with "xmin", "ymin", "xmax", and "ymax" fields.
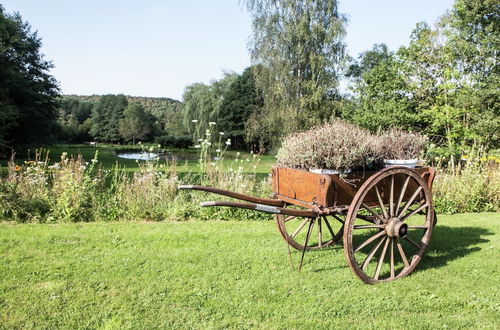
[{"xmin": 271, "ymin": 166, "xmax": 435, "ymax": 209}]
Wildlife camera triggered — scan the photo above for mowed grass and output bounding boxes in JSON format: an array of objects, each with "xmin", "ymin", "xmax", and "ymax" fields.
[
  {"xmin": 1, "ymin": 213, "xmax": 498, "ymax": 329},
  {"xmin": 0, "ymin": 143, "xmax": 276, "ymax": 174}
]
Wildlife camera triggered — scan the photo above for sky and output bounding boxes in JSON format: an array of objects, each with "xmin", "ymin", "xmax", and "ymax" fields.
[{"xmin": 3, "ymin": 0, "xmax": 455, "ymax": 100}]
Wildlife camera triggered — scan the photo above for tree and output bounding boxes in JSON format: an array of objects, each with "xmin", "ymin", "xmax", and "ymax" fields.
[
  {"xmin": 181, "ymin": 73, "xmax": 238, "ymax": 141},
  {"xmin": 119, "ymin": 103, "xmax": 152, "ymax": 145},
  {"xmin": 90, "ymin": 95, "xmax": 128, "ymax": 142},
  {"xmin": 346, "ymin": 44, "xmax": 418, "ymax": 132},
  {"xmin": 57, "ymin": 96, "xmax": 93, "ymax": 142},
  {"xmin": 450, "ymin": 0, "xmax": 500, "ymax": 150},
  {"xmin": 0, "ymin": 6, "xmax": 60, "ymax": 153},
  {"xmin": 218, "ymin": 67, "xmax": 262, "ymax": 149},
  {"xmin": 246, "ymin": 0, "xmax": 347, "ymax": 146}
]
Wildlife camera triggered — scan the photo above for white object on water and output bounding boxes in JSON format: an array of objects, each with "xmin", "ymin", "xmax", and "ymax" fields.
[
  {"xmin": 117, "ymin": 152, "xmax": 159, "ymax": 161},
  {"xmin": 383, "ymin": 159, "xmax": 418, "ymax": 168}
]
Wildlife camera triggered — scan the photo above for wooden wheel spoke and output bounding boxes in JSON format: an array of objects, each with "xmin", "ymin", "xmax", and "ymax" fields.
[
  {"xmin": 361, "ymin": 236, "xmax": 386, "ymax": 271},
  {"xmin": 353, "ymin": 224, "xmax": 385, "ymax": 229},
  {"xmin": 299, "ymin": 219, "xmax": 315, "ymax": 271},
  {"xmin": 322, "ymin": 216, "xmax": 336, "ymax": 239},
  {"xmin": 355, "ymin": 230, "xmax": 386, "ymax": 253},
  {"xmin": 355, "ymin": 214, "xmax": 377, "ymax": 223},
  {"xmin": 404, "ymin": 236, "xmax": 423, "ymax": 250},
  {"xmin": 291, "ymin": 218, "xmax": 310, "ymax": 239},
  {"xmin": 396, "ymin": 238, "xmax": 410, "ymax": 268},
  {"xmin": 389, "ymin": 175, "xmax": 395, "ymax": 217},
  {"xmin": 395, "ymin": 176, "xmax": 411, "ymax": 216},
  {"xmin": 374, "ymin": 185, "xmax": 388, "ymax": 219},
  {"xmin": 284, "ymin": 216, "xmax": 296, "ymax": 222},
  {"xmin": 374, "ymin": 236, "xmax": 391, "ymax": 280},
  {"xmin": 331, "ymin": 214, "xmax": 345, "ymax": 224},
  {"xmin": 361, "ymin": 203, "xmax": 386, "ymax": 223},
  {"xmin": 401, "ymin": 203, "xmax": 429, "ymax": 222},
  {"xmin": 398, "ymin": 186, "xmax": 423, "ymax": 218},
  {"xmin": 390, "ymin": 239, "xmax": 395, "ymax": 278},
  {"xmin": 318, "ymin": 218, "xmax": 322, "ymax": 247}
]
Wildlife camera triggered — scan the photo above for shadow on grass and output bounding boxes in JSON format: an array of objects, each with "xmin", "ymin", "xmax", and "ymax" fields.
[
  {"xmin": 301, "ymin": 225, "xmax": 493, "ymax": 274},
  {"xmin": 416, "ymin": 225, "xmax": 493, "ymax": 272}
]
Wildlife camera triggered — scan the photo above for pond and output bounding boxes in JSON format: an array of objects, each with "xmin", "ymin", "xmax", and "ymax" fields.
[{"xmin": 116, "ymin": 151, "xmax": 198, "ymax": 161}]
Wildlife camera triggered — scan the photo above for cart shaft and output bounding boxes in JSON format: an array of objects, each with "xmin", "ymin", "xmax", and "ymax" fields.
[
  {"xmin": 200, "ymin": 201, "xmax": 319, "ymax": 217},
  {"xmin": 178, "ymin": 185, "xmax": 285, "ymax": 207}
]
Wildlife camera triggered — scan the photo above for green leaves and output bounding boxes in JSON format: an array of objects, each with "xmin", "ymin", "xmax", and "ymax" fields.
[
  {"xmin": 246, "ymin": 0, "xmax": 347, "ymax": 147},
  {"xmin": 0, "ymin": 6, "xmax": 60, "ymax": 153},
  {"xmin": 119, "ymin": 103, "xmax": 153, "ymax": 145}
]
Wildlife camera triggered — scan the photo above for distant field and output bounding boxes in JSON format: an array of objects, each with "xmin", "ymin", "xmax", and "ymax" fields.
[
  {"xmin": 0, "ymin": 143, "xmax": 277, "ymax": 174},
  {"xmin": 0, "ymin": 213, "xmax": 498, "ymax": 328}
]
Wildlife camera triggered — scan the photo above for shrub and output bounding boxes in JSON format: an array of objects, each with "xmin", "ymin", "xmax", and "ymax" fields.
[
  {"xmin": 276, "ymin": 120, "xmax": 377, "ymax": 171},
  {"xmin": 433, "ymin": 158, "xmax": 500, "ymax": 214},
  {"xmin": 155, "ymin": 135, "xmax": 192, "ymax": 149},
  {"xmin": 376, "ymin": 129, "xmax": 428, "ymax": 160}
]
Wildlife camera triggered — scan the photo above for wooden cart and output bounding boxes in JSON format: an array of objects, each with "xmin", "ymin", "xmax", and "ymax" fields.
[{"xmin": 180, "ymin": 165, "xmax": 436, "ymax": 284}]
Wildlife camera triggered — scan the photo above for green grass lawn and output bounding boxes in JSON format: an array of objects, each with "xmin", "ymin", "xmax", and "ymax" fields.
[
  {"xmin": 1, "ymin": 213, "xmax": 498, "ymax": 329},
  {"xmin": 0, "ymin": 143, "xmax": 277, "ymax": 174}
]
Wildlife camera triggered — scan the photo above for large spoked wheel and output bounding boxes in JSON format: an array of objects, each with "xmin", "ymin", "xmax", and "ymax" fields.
[
  {"xmin": 344, "ymin": 167, "xmax": 435, "ymax": 284},
  {"xmin": 276, "ymin": 210, "xmax": 344, "ymax": 251}
]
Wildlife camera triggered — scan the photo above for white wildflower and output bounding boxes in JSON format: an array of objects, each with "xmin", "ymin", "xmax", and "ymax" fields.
[
  {"xmin": 219, "ymin": 132, "xmax": 224, "ymax": 135},
  {"xmin": 192, "ymin": 119, "xmax": 198, "ymax": 123},
  {"xmin": 225, "ymin": 139, "xmax": 231, "ymax": 146},
  {"xmin": 216, "ymin": 149, "xmax": 221, "ymax": 153},
  {"xmin": 195, "ymin": 145, "xmax": 201, "ymax": 148},
  {"xmin": 209, "ymin": 122, "xmax": 216, "ymax": 126}
]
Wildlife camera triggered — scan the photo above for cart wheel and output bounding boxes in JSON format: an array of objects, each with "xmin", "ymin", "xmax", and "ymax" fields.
[
  {"xmin": 276, "ymin": 211, "xmax": 344, "ymax": 251},
  {"xmin": 343, "ymin": 167, "xmax": 435, "ymax": 284}
]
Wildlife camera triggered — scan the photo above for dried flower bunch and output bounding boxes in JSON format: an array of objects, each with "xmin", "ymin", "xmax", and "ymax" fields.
[
  {"xmin": 277, "ymin": 122, "xmax": 429, "ymax": 171},
  {"xmin": 376, "ymin": 129, "xmax": 428, "ymax": 160},
  {"xmin": 276, "ymin": 120, "xmax": 377, "ymax": 171}
]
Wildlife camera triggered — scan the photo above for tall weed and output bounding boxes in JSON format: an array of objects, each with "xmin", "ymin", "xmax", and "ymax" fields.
[{"xmin": 433, "ymin": 156, "xmax": 500, "ymax": 214}]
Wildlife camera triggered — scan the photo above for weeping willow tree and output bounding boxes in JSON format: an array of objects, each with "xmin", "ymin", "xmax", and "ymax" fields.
[
  {"xmin": 245, "ymin": 0, "xmax": 347, "ymax": 148},
  {"xmin": 182, "ymin": 73, "xmax": 238, "ymax": 141}
]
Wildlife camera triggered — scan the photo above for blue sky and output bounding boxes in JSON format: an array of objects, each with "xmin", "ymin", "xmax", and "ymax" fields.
[{"xmin": 3, "ymin": 0, "xmax": 455, "ymax": 100}]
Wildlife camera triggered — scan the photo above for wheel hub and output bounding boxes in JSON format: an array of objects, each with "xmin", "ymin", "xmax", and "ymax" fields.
[{"xmin": 385, "ymin": 218, "xmax": 408, "ymax": 238}]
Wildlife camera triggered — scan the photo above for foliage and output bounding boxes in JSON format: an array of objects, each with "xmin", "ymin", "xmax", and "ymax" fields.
[
  {"xmin": 347, "ymin": 2, "xmax": 499, "ymax": 155},
  {"xmin": 450, "ymin": 0, "xmax": 500, "ymax": 150},
  {"xmin": 0, "ymin": 6, "xmax": 60, "ymax": 154},
  {"xmin": 154, "ymin": 135, "xmax": 192, "ymax": 149},
  {"xmin": 119, "ymin": 102, "xmax": 153, "ymax": 144},
  {"xmin": 182, "ymin": 73, "xmax": 238, "ymax": 142},
  {"xmin": 276, "ymin": 120, "xmax": 376, "ymax": 171},
  {"xmin": 218, "ymin": 67, "xmax": 262, "ymax": 149},
  {"xmin": 433, "ymin": 156, "xmax": 500, "ymax": 214},
  {"xmin": 377, "ymin": 129, "xmax": 428, "ymax": 160},
  {"xmin": 246, "ymin": 0, "xmax": 347, "ymax": 147},
  {"xmin": 56, "ymin": 96, "xmax": 94, "ymax": 142},
  {"xmin": 346, "ymin": 44, "xmax": 419, "ymax": 131},
  {"xmin": 90, "ymin": 95, "xmax": 128, "ymax": 142},
  {"xmin": 0, "ymin": 138, "xmax": 269, "ymax": 223}
]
